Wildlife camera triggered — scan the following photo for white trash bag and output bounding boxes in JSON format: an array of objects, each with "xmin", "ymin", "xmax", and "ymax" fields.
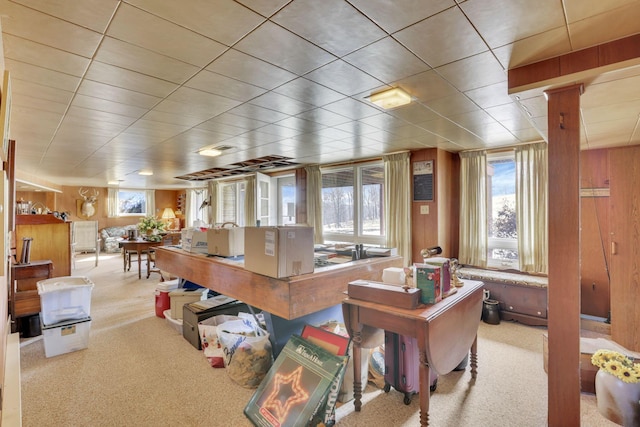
[{"xmin": 198, "ymin": 314, "xmax": 240, "ymax": 368}]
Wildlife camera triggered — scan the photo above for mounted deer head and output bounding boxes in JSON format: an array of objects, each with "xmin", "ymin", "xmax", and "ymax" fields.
[{"xmin": 79, "ymin": 187, "xmax": 99, "ymax": 217}]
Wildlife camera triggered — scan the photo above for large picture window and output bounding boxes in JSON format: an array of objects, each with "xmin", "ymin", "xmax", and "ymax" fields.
[
  {"xmin": 118, "ymin": 190, "xmax": 147, "ymax": 216},
  {"xmin": 321, "ymin": 163, "xmax": 385, "ymax": 245},
  {"xmin": 219, "ymin": 181, "xmax": 246, "ymax": 226}
]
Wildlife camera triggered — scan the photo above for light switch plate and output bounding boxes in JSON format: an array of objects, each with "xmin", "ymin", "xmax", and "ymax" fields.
[{"xmin": 420, "ymin": 205, "xmax": 429, "ymax": 214}]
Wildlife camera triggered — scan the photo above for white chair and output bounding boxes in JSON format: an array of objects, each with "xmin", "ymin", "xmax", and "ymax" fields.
[{"xmin": 72, "ymin": 221, "xmax": 101, "ymax": 268}]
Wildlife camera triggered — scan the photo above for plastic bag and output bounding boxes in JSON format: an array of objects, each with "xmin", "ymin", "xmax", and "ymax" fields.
[
  {"xmin": 217, "ymin": 318, "xmax": 272, "ymax": 388},
  {"xmin": 198, "ymin": 314, "xmax": 240, "ymax": 368}
]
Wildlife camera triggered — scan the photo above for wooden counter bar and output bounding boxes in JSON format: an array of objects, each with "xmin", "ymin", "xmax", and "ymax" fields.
[{"xmin": 154, "ymin": 246, "xmax": 403, "ymax": 320}]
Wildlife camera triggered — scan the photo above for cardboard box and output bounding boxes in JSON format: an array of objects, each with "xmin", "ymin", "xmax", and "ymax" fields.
[
  {"xmin": 181, "ymin": 229, "xmax": 208, "ymax": 254},
  {"xmin": 244, "ymin": 226, "xmax": 314, "ymax": 278},
  {"xmin": 42, "ymin": 317, "xmax": 91, "ymax": 358},
  {"xmin": 414, "ymin": 263, "xmax": 442, "ymax": 304},
  {"xmin": 207, "ymin": 227, "xmax": 244, "ymax": 257}
]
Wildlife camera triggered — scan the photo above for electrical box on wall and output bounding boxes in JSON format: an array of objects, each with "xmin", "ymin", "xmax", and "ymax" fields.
[{"xmin": 420, "ymin": 205, "xmax": 429, "ymax": 215}]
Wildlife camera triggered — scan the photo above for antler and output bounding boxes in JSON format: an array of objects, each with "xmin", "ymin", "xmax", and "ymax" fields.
[{"xmin": 79, "ymin": 187, "xmax": 88, "ymax": 199}]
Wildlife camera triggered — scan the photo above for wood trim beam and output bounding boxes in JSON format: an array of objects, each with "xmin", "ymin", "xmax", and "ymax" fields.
[
  {"xmin": 545, "ymin": 84, "xmax": 583, "ymax": 427},
  {"xmin": 508, "ymin": 34, "xmax": 640, "ymax": 94}
]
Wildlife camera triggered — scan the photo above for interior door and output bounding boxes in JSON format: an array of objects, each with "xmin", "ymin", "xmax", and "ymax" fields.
[
  {"xmin": 255, "ymin": 172, "xmax": 272, "ymax": 226},
  {"xmin": 609, "ymin": 145, "xmax": 640, "ymax": 352}
]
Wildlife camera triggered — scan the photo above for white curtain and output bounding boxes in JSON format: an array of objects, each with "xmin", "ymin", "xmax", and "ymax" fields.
[
  {"xmin": 244, "ymin": 175, "xmax": 256, "ymax": 227},
  {"xmin": 145, "ymin": 190, "xmax": 155, "ymax": 218},
  {"xmin": 107, "ymin": 188, "xmax": 119, "ymax": 217},
  {"xmin": 207, "ymin": 180, "xmax": 218, "ymax": 225},
  {"xmin": 383, "ymin": 152, "xmax": 412, "ymax": 266},
  {"xmin": 459, "ymin": 150, "xmax": 488, "ymax": 267},
  {"xmin": 516, "ymin": 142, "xmax": 548, "ymax": 274},
  {"xmin": 304, "ymin": 165, "xmax": 324, "ymax": 244},
  {"xmin": 185, "ymin": 189, "xmax": 209, "ymax": 227}
]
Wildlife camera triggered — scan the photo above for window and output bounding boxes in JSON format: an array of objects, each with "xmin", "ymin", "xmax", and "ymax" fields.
[
  {"xmin": 277, "ymin": 175, "xmax": 296, "ymax": 225},
  {"xmin": 118, "ymin": 190, "xmax": 147, "ymax": 216},
  {"xmin": 487, "ymin": 151, "xmax": 518, "ymax": 269},
  {"xmin": 321, "ymin": 162, "xmax": 385, "ymax": 245},
  {"xmin": 219, "ymin": 181, "xmax": 246, "ymax": 226}
]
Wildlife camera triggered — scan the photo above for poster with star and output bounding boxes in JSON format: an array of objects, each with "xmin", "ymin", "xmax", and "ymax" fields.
[{"xmin": 244, "ymin": 334, "xmax": 347, "ymax": 427}]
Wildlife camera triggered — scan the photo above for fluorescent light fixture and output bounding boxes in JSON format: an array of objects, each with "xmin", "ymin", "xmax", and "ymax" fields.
[
  {"xmin": 198, "ymin": 148, "xmax": 222, "ymax": 157},
  {"xmin": 107, "ymin": 180, "xmax": 120, "ymax": 185},
  {"xmin": 138, "ymin": 170, "xmax": 153, "ymax": 176},
  {"xmin": 368, "ymin": 87, "xmax": 411, "ymax": 109}
]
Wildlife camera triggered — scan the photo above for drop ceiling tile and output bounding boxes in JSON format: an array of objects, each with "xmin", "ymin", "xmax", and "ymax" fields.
[
  {"xmin": 144, "ymin": 110, "xmax": 208, "ymax": 128},
  {"xmin": 496, "ymin": 27, "xmax": 572, "ymax": 69},
  {"xmin": 66, "ymin": 106, "xmax": 137, "ymax": 127},
  {"xmin": 71, "ymin": 94, "xmax": 149, "ymax": 119},
  {"xmin": 273, "ymin": 77, "xmax": 345, "ymax": 107},
  {"xmin": 395, "ymin": 7, "xmax": 487, "ymax": 68},
  {"xmin": 3, "ymin": 34, "xmax": 91, "ymax": 77},
  {"xmin": 271, "ymin": 0, "xmax": 386, "ymax": 57},
  {"xmin": 275, "ymin": 116, "xmax": 327, "ymax": 134},
  {"xmin": 359, "ymin": 112, "xmax": 410, "ymax": 130},
  {"xmin": 126, "ymin": 0, "xmax": 264, "ymax": 46},
  {"xmin": 387, "ymin": 103, "xmax": 440, "ymax": 125},
  {"xmin": 185, "ymin": 69, "xmax": 267, "ymax": 102},
  {"xmin": 305, "ymin": 60, "xmax": 384, "ymax": 96},
  {"xmin": 206, "ymin": 112, "xmax": 269, "ymax": 131},
  {"xmin": 95, "ymin": 37, "xmax": 200, "ymax": 84},
  {"xmin": 582, "ymin": 74, "xmax": 640, "ymax": 109},
  {"xmin": 436, "ymin": 52, "xmax": 506, "ymax": 92},
  {"xmin": 343, "ymin": 37, "xmax": 431, "ymax": 84},
  {"xmin": 1, "ymin": 1, "xmax": 103, "ymax": 57},
  {"xmin": 461, "ymin": 0, "xmax": 565, "ymax": 49},
  {"xmin": 166, "ymin": 87, "xmax": 242, "ymax": 116},
  {"xmin": 321, "ymin": 98, "xmax": 381, "ymax": 120},
  {"xmin": 77, "ymin": 79, "xmax": 161, "ymax": 109},
  {"xmin": 485, "ymin": 102, "xmax": 529, "ymax": 123},
  {"xmin": 235, "ymin": 0, "xmax": 291, "ymax": 18},
  {"xmin": 332, "ymin": 121, "xmax": 381, "ymax": 136},
  {"xmin": 396, "ymin": 70, "xmax": 458, "ymax": 103},
  {"xmin": 108, "ymin": 4, "xmax": 227, "ymax": 67},
  {"xmin": 151, "ymin": 99, "xmax": 217, "ymax": 121},
  {"xmin": 249, "ymin": 92, "xmax": 315, "ymax": 116},
  {"xmin": 12, "ymin": 0, "xmax": 119, "ymax": 32},
  {"xmin": 425, "ymin": 92, "xmax": 480, "ymax": 117},
  {"xmin": 294, "ymin": 107, "xmax": 352, "ymax": 127},
  {"xmin": 85, "ymin": 62, "xmax": 178, "ymax": 98},
  {"xmin": 11, "ymin": 79, "xmax": 73, "ymax": 105},
  {"xmin": 5, "ymin": 59, "xmax": 81, "ymax": 92},
  {"xmin": 195, "ymin": 119, "xmax": 248, "ymax": 136},
  {"xmin": 234, "ymin": 21, "xmax": 336, "ymax": 75},
  {"xmin": 570, "ymin": 4, "xmax": 640, "ymax": 50},
  {"xmin": 348, "ymin": 0, "xmax": 455, "ymax": 34},
  {"xmin": 582, "ymin": 99, "xmax": 640, "ymax": 124},
  {"xmin": 255, "ymin": 124, "xmax": 303, "ymax": 139},
  {"xmin": 465, "ymin": 81, "xmax": 514, "ymax": 109},
  {"xmin": 11, "ymin": 93, "xmax": 67, "ymax": 115},
  {"xmin": 206, "ymin": 49, "xmax": 297, "ymax": 90},
  {"xmin": 228, "ymin": 103, "xmax": 290, "ymax": 123}
]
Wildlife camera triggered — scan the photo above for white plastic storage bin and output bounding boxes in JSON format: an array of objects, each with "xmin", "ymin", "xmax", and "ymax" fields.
[
  {"xmin": 163, "ymin": 309, "xmax": 183, "ymax": 334},
  {"xmin": 42, "ymin": 317, "xmax": 91, "ymax": 358},
  {"xmin": 169, "ymin": 288, "xmax": 208, "ymax": 320},
  {"xmin": 37, "ymin": 276, "xmax": 95, "ymax": 326}
]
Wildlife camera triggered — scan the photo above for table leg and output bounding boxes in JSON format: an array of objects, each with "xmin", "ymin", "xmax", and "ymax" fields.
[
  {"xmin": 418, "ymin": 347, "xmax": 430, "ymax": 426},
  {"xmin": 352, "ymin": 334, "xmax": 363, "ymax": 412},
  {"xmin": 137, "ymin": 250, "xmax": 142, "ymax": 279},
  {"xmin": 123, "ymin": 250, "xmax": 127, "ymax": 272},
  {"xmin": 470, "ymin": 334, "xmax": 478, "ymax": 379}
]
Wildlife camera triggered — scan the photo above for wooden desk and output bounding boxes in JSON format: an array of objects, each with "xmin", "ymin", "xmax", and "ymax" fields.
[
  {"xmin": 118, "ymin": 239, "xmax": 162, "ymax": 279},
  {"xmin": 342, "ymin": 280, "xmax": 483, "ymax": 426},
  {"xmin": 154, "ymin": 246, "xmax": 403, "ymax": 320},
  {"xmin": 10, "ymin": 260, "xmax": 54, "ymax": 329}
]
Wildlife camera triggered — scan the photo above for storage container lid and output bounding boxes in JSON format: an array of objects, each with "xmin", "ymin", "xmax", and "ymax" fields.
[
  {"xmin": 169, "ymin": 288, "xmax": 208, "ymax": 296},
  {"xmin": 37, "ymin": 276, "xmax": 95, "ymax": 294},
  {"xmin": 156, "ymin": 281, "xmax": 180, "ymax": 292}
]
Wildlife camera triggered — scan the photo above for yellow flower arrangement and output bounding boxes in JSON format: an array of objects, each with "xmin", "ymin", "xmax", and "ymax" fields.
[{"xmin": 591, "ymin": 349, "xmax": 640, "ymax": 383}]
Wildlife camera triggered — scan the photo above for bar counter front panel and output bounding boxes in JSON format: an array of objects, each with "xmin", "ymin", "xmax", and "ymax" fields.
[{"xmin": 154, "ymin": 246, "xmax": 403, "ymax": 320}]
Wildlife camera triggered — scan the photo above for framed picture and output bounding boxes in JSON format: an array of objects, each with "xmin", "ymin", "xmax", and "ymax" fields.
[
  {"xmin": 0, "ymin": 70, "xmax": 11, "ymax": 162},
  {"xmin": 300, "ymin": 324, "xmax": 350, "ymax": 356},
  {"xmin": 413, "ymin": 160, "xmax": 434, "ymax": 201}
]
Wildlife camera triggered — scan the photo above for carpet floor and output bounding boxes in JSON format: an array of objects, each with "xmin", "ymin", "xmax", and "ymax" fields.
[{"xmin": 18, "ymin": 253, "xmax": 616, "ymax": 426}]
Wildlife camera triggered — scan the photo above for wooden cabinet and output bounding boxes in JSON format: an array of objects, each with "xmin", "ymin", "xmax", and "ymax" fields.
[
  {"xmin": 15, "ymin": 214, "xmax": 71, "ymax": 278},
  {"xmin": 609, "ymin": 145, "xmax": 640, "ymax": 352}
]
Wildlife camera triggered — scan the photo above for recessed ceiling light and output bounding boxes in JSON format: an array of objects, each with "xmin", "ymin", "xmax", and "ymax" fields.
[
  {"xmin": 368, "ymin": 87, "xmax": 411, "ymax": 109},
  {"xmin": 199, "ymin": 148, "xmax": 222, "ymax": 157},
  {"xmin": 138, "ymin": 170, "xmax": 153, "ymax": 176}
]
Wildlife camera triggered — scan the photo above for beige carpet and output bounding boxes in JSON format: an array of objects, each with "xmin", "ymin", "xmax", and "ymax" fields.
[{"xmin": 19, "ymin": 253, "xmax": 615, "ymax": 427}]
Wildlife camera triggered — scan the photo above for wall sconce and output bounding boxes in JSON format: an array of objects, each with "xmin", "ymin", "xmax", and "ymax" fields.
[{"xmin": 368, "ymin": 87, "xmax": 411, "ymax": 109}]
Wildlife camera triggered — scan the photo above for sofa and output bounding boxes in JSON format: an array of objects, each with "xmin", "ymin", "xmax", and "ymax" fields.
[{"xmin": 100, "ymin": 225, "xmax": 139, "ymax": 253}]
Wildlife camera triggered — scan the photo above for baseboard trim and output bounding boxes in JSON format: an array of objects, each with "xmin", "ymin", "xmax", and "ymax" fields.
[{"xmin": 2, "ymin": 331, "xmax": 22, "ymax": 426}]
